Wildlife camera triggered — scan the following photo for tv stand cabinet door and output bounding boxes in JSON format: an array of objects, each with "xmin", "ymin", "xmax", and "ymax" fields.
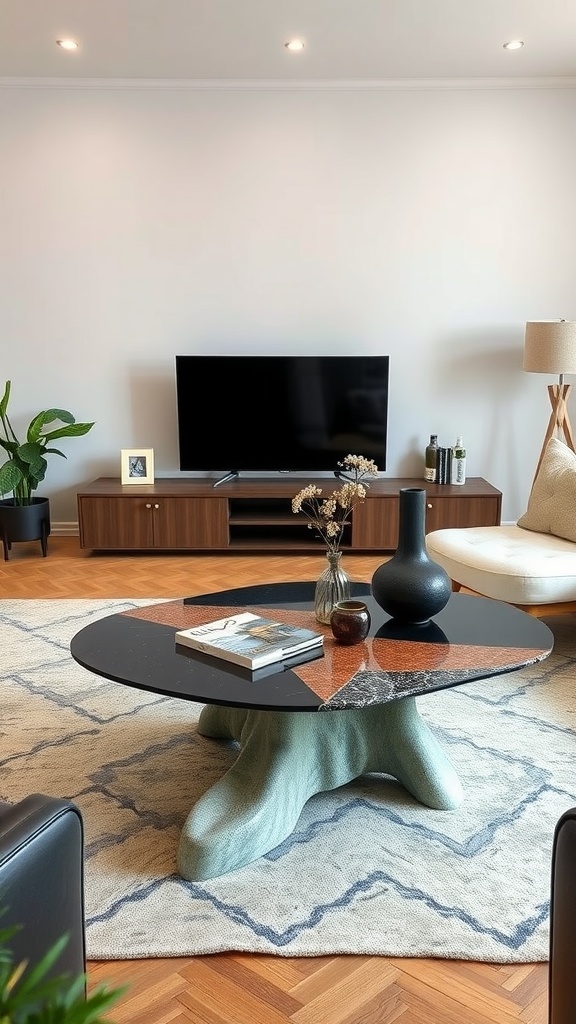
[
  {"xmin": 352, "ymin": 496, "xmax": 398, "ymax": 549},
  {"xmin": 424, "ymin": 493, "xmax": 501, "ymax": 531},
  {"xmin": 78, "ymin": 497, "xmax": 154, "ymax": 550},
  {"xmin": 152, "ymin": 498, "xmax": 228, "ymax": 549}
]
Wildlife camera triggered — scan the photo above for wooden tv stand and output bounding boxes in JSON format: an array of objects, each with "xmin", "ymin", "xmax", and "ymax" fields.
[{"xmin": 77, "ymin": 476, "xmax": 502, "ymax": 553}]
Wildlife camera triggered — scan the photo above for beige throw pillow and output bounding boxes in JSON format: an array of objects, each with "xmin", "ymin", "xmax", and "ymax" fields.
[{"xmin": 517, "ymin": 437, "xmax": 576, "ymax": 542}]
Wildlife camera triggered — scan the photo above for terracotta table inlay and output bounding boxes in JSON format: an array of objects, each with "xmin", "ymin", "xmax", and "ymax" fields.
[{"xmin": 71, "ymin": 583, "xmax": 553, "ymax": 881}]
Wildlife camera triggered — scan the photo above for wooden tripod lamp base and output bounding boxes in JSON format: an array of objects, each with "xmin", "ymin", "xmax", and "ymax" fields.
[
  {"xmin": 524, "ymin": 321, "xmax": 576, "ymax": 485},
  {"xmin": 533, "ymin": 382, "xmax": 576, "ymax": 483}
]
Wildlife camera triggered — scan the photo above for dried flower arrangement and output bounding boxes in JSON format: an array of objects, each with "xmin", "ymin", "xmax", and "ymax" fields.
[{"xmin": 291, "ymin": 454, "xmax": 379, "ymax": 553}]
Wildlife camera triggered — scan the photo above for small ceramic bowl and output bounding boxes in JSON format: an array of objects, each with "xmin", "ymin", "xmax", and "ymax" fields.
[{"xmin": 330, "ymin": 600, "xmax": 371, "ymax": 645}]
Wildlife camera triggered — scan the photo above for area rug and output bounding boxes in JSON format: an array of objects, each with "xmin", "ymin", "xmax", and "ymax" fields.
[{"xmin": 1, "ymin": 598, "xmax": 575, "ymax": 963}]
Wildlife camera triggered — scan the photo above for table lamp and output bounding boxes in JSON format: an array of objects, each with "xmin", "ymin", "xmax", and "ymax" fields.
[{"xmin": 523, "ymin": 320, "xmax": 576, "ymax": 481}]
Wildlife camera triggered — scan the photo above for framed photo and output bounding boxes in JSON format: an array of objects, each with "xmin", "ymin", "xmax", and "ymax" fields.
[{"xmin": 121, "ymin": 448, "xmax": 155, "ymax": 485}]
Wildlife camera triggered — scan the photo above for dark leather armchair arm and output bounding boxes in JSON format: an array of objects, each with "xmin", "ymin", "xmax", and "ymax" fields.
[
  {"xmin": 549, "ymin": 807, "xmax": 576, "ymax": 1024},
  {"xmin": 0, "ymin": 794, "xmax": 86, "ymax": 982}
]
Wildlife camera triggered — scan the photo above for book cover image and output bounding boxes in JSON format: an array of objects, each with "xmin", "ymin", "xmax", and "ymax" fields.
[{"xmin": 175, "ymin": 611, "xmax": 323, "ymax": 669}]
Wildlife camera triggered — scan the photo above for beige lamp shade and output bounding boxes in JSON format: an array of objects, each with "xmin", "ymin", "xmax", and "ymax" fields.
[{"xmin": 524, "ymin": 321, "xmax": 576, "ymax": 375}]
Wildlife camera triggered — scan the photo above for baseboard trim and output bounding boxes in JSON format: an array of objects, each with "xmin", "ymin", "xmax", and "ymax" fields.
[{"xmin": 52, "ymin": 522, "xmax": 80, "ymax": 537}]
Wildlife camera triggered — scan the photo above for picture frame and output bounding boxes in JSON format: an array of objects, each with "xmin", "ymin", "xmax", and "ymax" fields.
[{"xmin": 120, "ymin": 448, "xmax": 155, "ymax": 485}]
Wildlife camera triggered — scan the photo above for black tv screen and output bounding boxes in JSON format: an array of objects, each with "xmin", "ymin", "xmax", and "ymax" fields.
[{"xmin": 175, "ymin": 355, "xmax": 389, "ymax": 473}]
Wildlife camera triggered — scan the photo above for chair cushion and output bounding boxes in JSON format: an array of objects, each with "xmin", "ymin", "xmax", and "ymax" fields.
[
  {"xmin": 517, "ymin": 437, "xmax": 576, "ymax": 543},
  {"xmin": 426, "ymin": 524, "xmax": 576, "ymax": 604}
]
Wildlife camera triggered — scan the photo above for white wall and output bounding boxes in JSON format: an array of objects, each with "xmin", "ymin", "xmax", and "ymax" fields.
[{"xmin": 1, "ymin": 81, "xmax": 575, "ymax": 524}]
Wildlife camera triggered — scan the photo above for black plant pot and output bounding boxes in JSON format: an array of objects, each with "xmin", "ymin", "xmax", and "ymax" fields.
[
  {"xmin": 371, "ymin": 487, "xmax": 451, "ymax": 624},
  {"xmin": 0, "ymin": 497, "xmax": 51, "ymax": 560}
]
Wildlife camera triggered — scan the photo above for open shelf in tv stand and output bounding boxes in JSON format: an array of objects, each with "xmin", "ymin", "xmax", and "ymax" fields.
[{"xmin": 77, "ymin": 476, "xmax": 502, "ymax": 553}]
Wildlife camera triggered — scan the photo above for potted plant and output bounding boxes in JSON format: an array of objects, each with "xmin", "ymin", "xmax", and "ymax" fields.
[
  {"xmin": 0, "ymin": 380, "xmax": 94, "ymax": 560},
  {"xmin": 0, "ymin": 918, "xmax": 123, "ymax": 1023}
]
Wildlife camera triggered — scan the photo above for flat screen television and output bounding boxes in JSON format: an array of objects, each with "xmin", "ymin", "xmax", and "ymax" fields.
[{"xmin": 175, "ymin": 354, "xmax": 389, "ymax": 474}]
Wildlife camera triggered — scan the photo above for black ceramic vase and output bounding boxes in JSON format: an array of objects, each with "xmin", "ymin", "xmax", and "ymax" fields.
[{"xmin": 371, "ymin": 487, "xmax": 451, "ymax": 624}]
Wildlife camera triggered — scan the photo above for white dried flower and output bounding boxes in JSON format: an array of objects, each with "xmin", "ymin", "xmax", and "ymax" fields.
[
  {"xmin": 292, "ymin": 484, "xmax": 322, "ymax": 514},
  {"xmin": 291, "ymin": 454, "xmax": 378, "ymax": 553}
]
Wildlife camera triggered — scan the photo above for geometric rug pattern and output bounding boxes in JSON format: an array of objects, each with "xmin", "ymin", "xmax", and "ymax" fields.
[{"xmin": 2, "ymin": 599, "xmax": 575, "ymax": 962}]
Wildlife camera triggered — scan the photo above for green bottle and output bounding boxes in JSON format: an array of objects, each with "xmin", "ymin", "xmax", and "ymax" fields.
[{"xmin": 424, "ymin": 434, "xmax": 438, "ymax": 483}]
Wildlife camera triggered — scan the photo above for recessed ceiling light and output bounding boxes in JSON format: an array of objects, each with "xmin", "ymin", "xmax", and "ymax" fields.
[
  {"xmin": 56, "ymin": 39, "xmax": 79, "ymax": 50},
  {"xmin": 503, "ymin": 39, "xmax": 524, "ymax": 51},
  {"xmin": 285, "ymin": 39, "xmax": 305, "ymax": 52}
]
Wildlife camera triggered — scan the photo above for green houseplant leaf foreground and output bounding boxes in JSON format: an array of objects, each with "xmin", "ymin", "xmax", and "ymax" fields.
[
  {"xmin": 0, "ymin": 920, "xmax": 124, "ymax": 1024},
  {"xmin": 0, "ymin": 381, "xmax": 95, "ymax": 505}
]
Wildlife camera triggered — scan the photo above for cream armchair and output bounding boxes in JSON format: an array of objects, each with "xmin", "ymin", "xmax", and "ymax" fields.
[{"xmin": 426, "ymin": 438, "xmax": 576, "ymax": 618}]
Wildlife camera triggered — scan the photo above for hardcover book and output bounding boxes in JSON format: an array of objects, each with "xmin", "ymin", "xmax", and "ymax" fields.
[
  {"xmin": 443, "ymin": 447, "xmax": 453, "ymax": 484},
  {"xmin": 175, "ymin": 611, "xmax": 324, "ymax": 669},
  {"xmin": 437, "ymin": 446, "xmax": 452, "ymax": 484}
]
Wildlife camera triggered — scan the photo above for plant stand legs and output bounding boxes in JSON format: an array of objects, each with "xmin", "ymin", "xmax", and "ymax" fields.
[
  {"xmin": 40, "ymin": 519, "xmax": 49, "ymax": 557},
  {"xmin": 177, "ymin": 697, "xmax": 463, "ymax": 881},
  {"xmin": 0, "ymin": 527, "xmax": 48, "ymax": 559}
]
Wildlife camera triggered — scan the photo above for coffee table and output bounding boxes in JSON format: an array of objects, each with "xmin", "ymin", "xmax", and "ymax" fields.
[{"xmin": 70, "ymin": 582, "xmax": 553, "ymax": 881}]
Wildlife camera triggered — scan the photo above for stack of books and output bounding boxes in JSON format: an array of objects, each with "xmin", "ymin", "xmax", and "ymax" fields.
[
  {"xmin": 175, "ymin": 611, "xmax": 324, "ymax": 670},
  {"xmin": 436, "ymin": 447, "xmax": 452, "ymax": 484}
]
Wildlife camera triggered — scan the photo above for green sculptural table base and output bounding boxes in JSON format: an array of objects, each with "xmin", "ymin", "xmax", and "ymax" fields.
[{"xmin": 177, "ymin": 697, "xmax": 463, "ymax": 881}]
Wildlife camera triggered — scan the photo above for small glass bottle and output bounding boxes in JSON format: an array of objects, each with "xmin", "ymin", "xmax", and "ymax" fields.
[
  {"xmin": 424, "ymin": 434, "xmax": 438, "ymax": 483},
  {"xmin": 451, "ymin": 436, "xmax": 466, "ymax": 485}
]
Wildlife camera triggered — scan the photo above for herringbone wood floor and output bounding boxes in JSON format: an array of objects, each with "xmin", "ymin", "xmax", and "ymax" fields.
[{"xmin": 0, "ymin": 537, "xmax": 549, "ymax": 1023}]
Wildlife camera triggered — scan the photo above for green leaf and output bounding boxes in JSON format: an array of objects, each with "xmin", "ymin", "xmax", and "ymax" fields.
[
  {"xmin": 27, "ymin": 410, "xmax": 75, "ymax": 442},
  {"xmin": 0, "ymin": 461, "xmax": 23, "ymax": 497},
  {"xmin": 16, "ymin": 443, "xmax": 43, "ymax": 464},
  {"xmin": 15, "ymin": 447, "xmax": 48, "ymax": 488},
  {"xmin": 0, "ymin": 381, "xmax": 11, "ymax": 419},
  {"xmin": 41, "ymin": 423, "xmax": 95, "ymax": 443},
  {"xmin": 0, "ymin": 926, "xmax": 125, "ymax": 1024},
  {"xmin": 11, "ymin": 935, "xmax": 69, "ymax": 996}
]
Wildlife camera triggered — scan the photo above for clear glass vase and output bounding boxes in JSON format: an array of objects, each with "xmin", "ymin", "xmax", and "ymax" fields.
[{"xmin": 314, "ymin": 551, "xmax": 351, "ymax": 624}]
